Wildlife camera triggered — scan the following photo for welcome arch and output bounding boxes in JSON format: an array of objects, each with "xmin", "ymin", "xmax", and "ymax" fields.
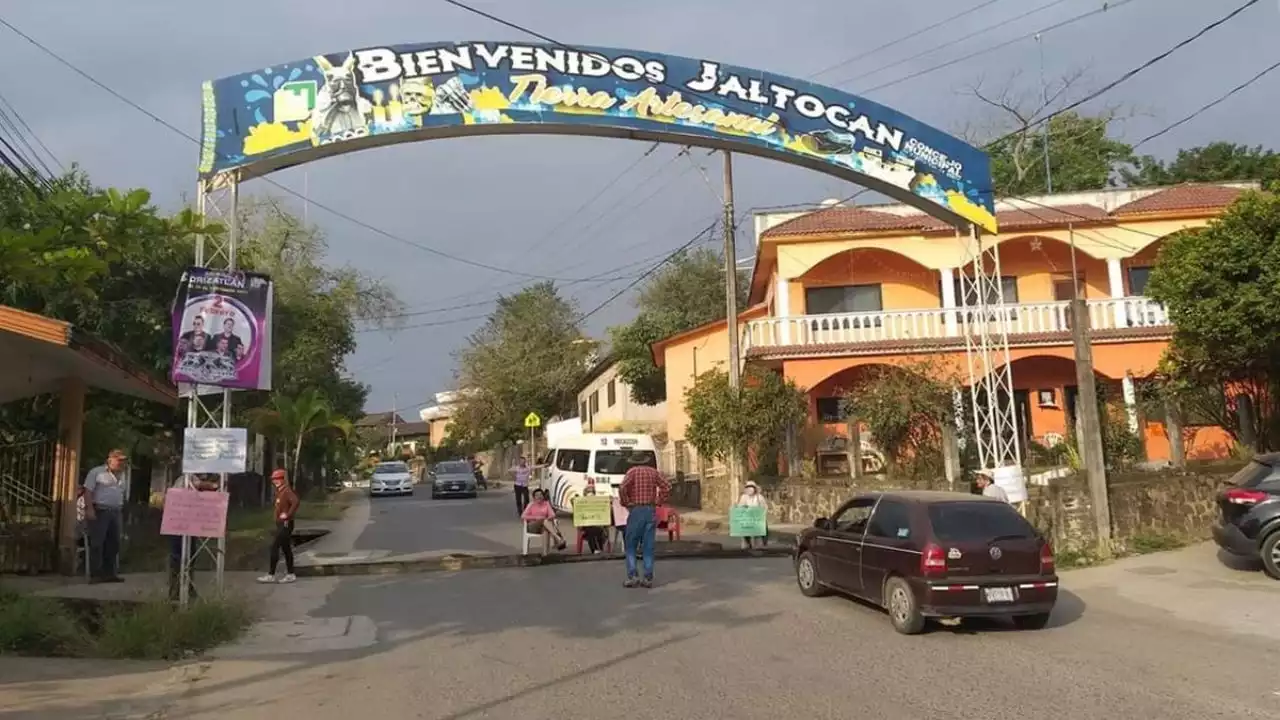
[{"xmin": 184, "ymin": 42, "xmax": 1024, "ymax": 554}]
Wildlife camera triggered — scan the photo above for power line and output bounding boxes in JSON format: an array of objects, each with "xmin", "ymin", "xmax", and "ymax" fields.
[
  {"xmin": 810, "ymin": 0, "xmax": 1013, "ymax": 81},
  {"xmin": 0, "ymin": 92, "xmax": 58, "ymax": 178},
  {"xmin": 577, "ymin": 219, "xmax": 721, "ymax": 323},
  {"xmin": 1133, "ymin": 57, "xmax": 1280, "ymax": 149},
  {"xmin": 856, "ymin": 0, "xmax": 1144, "ymax": 94},
  {"xmin": 0, "ymin": 15, "xmax": 648, "ymax": 284},
  {"xmin": 987, "ymin": 0, "xmax": 1264, "ymax": 147},
  {"xmin": 836, "ymin": 0, "xmax": 1074, "ymax": 89}
]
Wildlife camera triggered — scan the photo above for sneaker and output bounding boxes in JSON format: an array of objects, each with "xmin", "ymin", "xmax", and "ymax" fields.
[
  {"xmin": 640, "ymin": 577, "xmax": 653, "ymax": 589},
  {"xmin": 278, "ymin": 573, "xmax": 297, "ymax": 584},
  {"xmin": 623, "ymin": 577, "xmax": 639, "ymax": 588},
  {"xmin": 256, "ymin": 574, "xmax": 277, "ymax": 584}
]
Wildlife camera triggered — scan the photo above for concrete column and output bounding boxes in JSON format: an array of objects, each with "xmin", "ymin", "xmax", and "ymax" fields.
[
  {"xmin": 775, "ymin": 275, "xmax": 791, "ymax": 344},
  {"xmin": 952, "ymin": 388, "xmax": 967, "ymax": 449},
  {"xmin": 941, "ymin": 421, "xmax": 961, "ymax": 491},
  {"xmin": 54, "ymin": 376, "xmax": 86, "ymax": 573},
  {"xmin": 940, "ymin": 267, "xmax": 959, "ymax": 336},
  {"xmin": 1165, "ymin": 401, "xmax": 1186, "ymax": 469},
  {"xmin": 1121, "ymin": 372, "xmax": 1140, "ymax": 434},
  {"xmin": 1107, "ymin": 258, "xmax": 1128, "ymax": 328},
  {"xmin": 846, "ymin": 420, "xmax": 864, "ymax": 480}
]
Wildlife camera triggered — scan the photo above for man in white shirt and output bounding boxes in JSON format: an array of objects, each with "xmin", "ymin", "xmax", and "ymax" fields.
[
  {"xmin": 976, "ymin": 471, "xmax": 1010, "ymax": 503},
  {"xmin": 80, "ymin": 449, "xmax": 129, "ymax": 583}
]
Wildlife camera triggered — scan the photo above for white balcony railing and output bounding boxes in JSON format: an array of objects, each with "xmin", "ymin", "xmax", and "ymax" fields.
[{"xmin": 743, "ymin": 297, "xmax": 1170, "ymax": 353}]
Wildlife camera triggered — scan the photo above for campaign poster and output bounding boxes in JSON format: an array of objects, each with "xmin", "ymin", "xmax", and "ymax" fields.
[{"xmin": 170, "ymin": 268, "xmax": 273, "ymax": 391}]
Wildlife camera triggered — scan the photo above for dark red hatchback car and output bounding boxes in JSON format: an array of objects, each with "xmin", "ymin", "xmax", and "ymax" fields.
[{"xmin": 793, "ymin": 490, "xmax": 1058, "ymax": 634}]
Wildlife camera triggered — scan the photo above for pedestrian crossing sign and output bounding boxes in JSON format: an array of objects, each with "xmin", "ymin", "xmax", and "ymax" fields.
[{"xmin": 524, "ymin": 412, "xmax": 541, "ymax": 428}]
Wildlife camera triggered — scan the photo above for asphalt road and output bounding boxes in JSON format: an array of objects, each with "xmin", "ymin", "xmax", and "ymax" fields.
[
  {"xmin": 356, "ymin": 485, "xmax": 526, "ymax": 555},
  {"xmin": 153, "ymin": 555, "xmax": 1280, "ymax": 719}
]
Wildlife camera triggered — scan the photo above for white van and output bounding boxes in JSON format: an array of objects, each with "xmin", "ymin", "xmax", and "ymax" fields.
[{"xmin": 541, "ymin": 433, "xmax": 659, "ymax": 513}]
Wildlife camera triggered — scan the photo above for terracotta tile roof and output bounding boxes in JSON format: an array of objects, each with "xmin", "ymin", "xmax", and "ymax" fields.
[
  {"xmin": 762, "ymin": 185, "xmax": 1246, "ymax": 238},
  {"xmin": 762, "ymin": 207, "xmax": 925, "ymax": 237},
  {"xmin": 1111, "ymin": 184, "xmax": 1247, "ymax": 216},
  {"xmin": 920, "ymin": 204, "xmax": 1110, "ymax": 233}
]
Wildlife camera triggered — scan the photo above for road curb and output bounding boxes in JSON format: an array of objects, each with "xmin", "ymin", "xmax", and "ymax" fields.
[{"xmin": 295, "ymin": 544, "xmax": 792, "ymax": 577}]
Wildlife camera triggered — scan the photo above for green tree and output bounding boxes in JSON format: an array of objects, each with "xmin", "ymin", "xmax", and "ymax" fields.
[
  {"xmin": 840, "ymin": 360, "xmax": 958, "ymax": 474},
  {"xmin": 248, "ymin": 388, "xmax": 354, "ymax": 491},
  {"xmin": 1145, "ymin": 190, "xmax": 1280, "ymax": 451},
  {"xmin": 450, "ymin": 283, "xmax": 591, "ymax": 445},
  {"xmin": 964, "ymin": 74, "xmax": 1136, "ymax": 195},
  {"xmin": 684, "ymin": 366, "xmax": 808, "ymax": 469},
  {"xmin": 610, "ymin": 247, "xmax": 747, "ymax": 404},
  {"xmin": 1124, "ymin": 142, "xmax": 1280, "ymax": 189}
]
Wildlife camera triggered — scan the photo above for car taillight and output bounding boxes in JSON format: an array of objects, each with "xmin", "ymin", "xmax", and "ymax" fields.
[
  {"xmin": 921, "ymin": 544, "xmax": 947, "ymax": 576},
  {"xmin": 1039, "ymin": 542, "xmax": 1055, "ymax": 574},
  {"xmin": 1224, "ymin": 488, "xmax": 1269, "ymax": 505}
]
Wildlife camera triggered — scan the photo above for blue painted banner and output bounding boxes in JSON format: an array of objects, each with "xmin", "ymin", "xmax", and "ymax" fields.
[{"xmin": 200, "ymin": 42, "xmax": 996, "ymax": 231}]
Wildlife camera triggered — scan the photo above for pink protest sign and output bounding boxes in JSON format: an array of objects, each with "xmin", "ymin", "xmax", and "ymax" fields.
[
  {"xmin": 611, "ymin": 498, "xmax": 629, "ymax": 527},
  {"xmin": 160, "ymin": 488, "xmax": 230, "ymax": 538}
]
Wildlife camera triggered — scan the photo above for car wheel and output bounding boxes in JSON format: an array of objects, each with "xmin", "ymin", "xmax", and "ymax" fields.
[
  {"xmin": 1012, "ymin": 613, "xmax": 1052, "ymax": 631},
  {"xmin": 795, "ymin": 551, "xmax": 828, "ymax": 597},
  {"xmin": 1260, "ymin": 529, "xmax": 1280, "ymax": 580},
  {"xmin": 885, "ymin": 576, "xmax": 926, "ymax": 635}
]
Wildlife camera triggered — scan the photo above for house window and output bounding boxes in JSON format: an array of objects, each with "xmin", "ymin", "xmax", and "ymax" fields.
[
  {"xmin": 590, "ymin": 391, "xmax": 599, "ymax": 414},
  {"xmin": 1037, "ymin": 389, "xmax": 1057, "ymax": 407},
  {"xmin": 607, "ymin": 379, "xmax": 616, "ymax": 407},
  {"xmin": 805, "ymin": 284, "xmax": 883, "ymax": 315},
  {"xmin": 1128, "ymin": 266, "xmax": 1153, "ymax": 296},
  {"xmin": 953, "ymin": 275, "xmax": 1019, "ymax": 306},
  {"xmin": 580, "ymin": 401, "xmax": 587, "ymax": 419},
  {"xmin": 816, "ymin": 397, "xmax": 844, "ymax": 423},
  {"xmin": 1052, "ymin": 272, "xmax": 1086, "ymax": 301}
]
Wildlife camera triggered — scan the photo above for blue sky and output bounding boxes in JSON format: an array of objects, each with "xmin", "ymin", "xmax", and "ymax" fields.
[{"xmin": 2, "ymin": 0, "xmax": 1276, "ymax": 418}]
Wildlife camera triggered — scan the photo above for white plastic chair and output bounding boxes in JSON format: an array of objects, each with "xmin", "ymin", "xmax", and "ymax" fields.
[{"xmin": 520, "ymin": 523, "xmax": 542, "ymax": 555}]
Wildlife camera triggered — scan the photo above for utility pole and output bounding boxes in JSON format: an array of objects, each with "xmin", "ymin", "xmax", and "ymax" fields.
[
  {"xmin": 722, "ymin": 150, "xmax": 742, "ymax": 500},
  {"xmin": 1067, "ymin": 225, "xmax": 1111, "ymax": 547},
  {"xmin": 1036, "ymin": 33, "xmax": 1054, "ymax": 194},
  {"xmin": 390, "ymin": 394, "xmax": 398, "ymax": 455}
]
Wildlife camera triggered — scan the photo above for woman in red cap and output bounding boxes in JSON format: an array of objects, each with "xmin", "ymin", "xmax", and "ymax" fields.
[{"xmin": 258, "ymin": 468, "xmax": 300, "ymax": 584}]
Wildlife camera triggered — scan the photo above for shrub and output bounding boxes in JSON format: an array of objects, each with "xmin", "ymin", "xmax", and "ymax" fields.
[{"xmin": 0, "ymin": 589, "xmax": 90, "ymax": 656}]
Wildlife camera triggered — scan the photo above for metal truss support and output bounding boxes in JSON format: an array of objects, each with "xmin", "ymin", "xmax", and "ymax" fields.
[
  {"xmin": 179, "ymin": 171, "xmax": 239, "ymax": 606},
  {"xmin": 957, "ymin": 226, "xmax": 1024, "ymax": 487}
]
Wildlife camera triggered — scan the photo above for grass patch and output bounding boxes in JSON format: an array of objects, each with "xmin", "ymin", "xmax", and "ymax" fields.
[
  {"xmin": 1125, "ymin": 531, "xmax": 1190, "ymax": 555},
  {"xmin": 0, "ymin": 588, "xmax": 90, "ymax": 656},
  {"xmin": 0, "ymin": 587, "xmax": 253, "ymax": 659},
  {"xmin": 95, "ymin": 596, "xmax": 254, "ymax": 660}
]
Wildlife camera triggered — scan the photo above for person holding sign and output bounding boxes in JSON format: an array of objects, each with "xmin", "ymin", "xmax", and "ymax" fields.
[
  {"xmin": 522, "ymin": 488, "xmax": 566, "ymax": 555},
  {"xmin": 258, "ymin": 469, "xmax": 300, "ymax": 584},
  {"xmin": 572, "ymin": 484, "xmax": 610, "ymax": 554},
  {"xmin": 618, "ymin": 452, "xmax": 670, "ymax": 589},
  {"xmin": 734, "ymin": 481, "xmax": 769, "ymax": 549}
]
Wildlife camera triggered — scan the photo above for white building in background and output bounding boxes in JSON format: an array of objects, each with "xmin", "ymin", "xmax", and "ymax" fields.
[
  {"xmin": 575, "ymin": 356, "xmax": 665, "ymax": 434},
  {"xmin": 419, "ymin": 389, "xmax": 474, "ymax": 448}
]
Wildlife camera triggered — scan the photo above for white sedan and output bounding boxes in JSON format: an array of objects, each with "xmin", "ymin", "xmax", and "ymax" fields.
[{"xmin": 369, "ymin": 461, "xmax": 415, "ymax": 497}]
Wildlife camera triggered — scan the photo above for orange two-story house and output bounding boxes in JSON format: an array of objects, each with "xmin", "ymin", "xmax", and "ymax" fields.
[{"xmin": 653, "ymin": 183, "xmax": 1252, "ymax": 471}]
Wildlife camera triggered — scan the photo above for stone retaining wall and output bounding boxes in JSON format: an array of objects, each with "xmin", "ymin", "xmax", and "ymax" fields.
[{"xmin": 684, "ymin": 464, "xmax": 1245, "ymax": 552}]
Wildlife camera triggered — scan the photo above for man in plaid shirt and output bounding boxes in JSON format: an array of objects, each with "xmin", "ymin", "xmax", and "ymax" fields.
[{"xmin": 618, "ymin": 453, "xmax": 670, "ymax": 588}]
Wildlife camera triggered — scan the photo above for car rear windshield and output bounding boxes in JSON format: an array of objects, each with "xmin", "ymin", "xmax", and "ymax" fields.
[
  {"xmin": 593, "ymin": 450, "xmax": 657, "ymax": 475},
  {"xmin": 1227, "ymin": 460, "xmax": 1278, "ymax": 488},
  {"xmin": 374, "ymin": 463, "xmax": 409, "ymax": 474},
  {"xmin": 927, "ymin": 502, "xmax": 1035, "ymax": 543},
  {"xmin": 435, "ymin": 461, "xmax": 471, "ymax": 475}
]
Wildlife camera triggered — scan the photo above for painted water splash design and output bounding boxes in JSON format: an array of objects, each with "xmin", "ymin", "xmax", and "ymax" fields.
[{"xmin": 240, "ymin": 65, "xmax": 314, "ymax": 124}]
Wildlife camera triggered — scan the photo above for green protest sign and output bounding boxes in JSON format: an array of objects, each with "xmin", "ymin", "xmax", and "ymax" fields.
[
  {"xmin": 572, "ymin": 495, "xmax": 612, "ymax": 527},
  {"xmin": 730, "ymin": 505, "xmax": 767, "ymax": 537}
]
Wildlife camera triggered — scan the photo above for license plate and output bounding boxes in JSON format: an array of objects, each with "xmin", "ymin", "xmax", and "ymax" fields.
[{"xmin": 983, "ymin": 587, "xmax": 1015, "ymax": 603}]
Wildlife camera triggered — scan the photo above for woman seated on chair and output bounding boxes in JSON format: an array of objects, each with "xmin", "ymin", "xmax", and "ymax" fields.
[{"xmin": 522, "ymin": 489, "xmax": 567, "ymax": 555}]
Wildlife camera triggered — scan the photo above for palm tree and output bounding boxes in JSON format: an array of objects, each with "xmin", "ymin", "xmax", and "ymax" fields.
[{"xmin": 249, "ymin": 388, "xmax": 353, "ymax": 491}]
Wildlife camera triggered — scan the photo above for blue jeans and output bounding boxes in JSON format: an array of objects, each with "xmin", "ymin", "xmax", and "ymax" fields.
[{"xmin": 624, "ymin": 505, "xmax": 657, "ymax": 579}]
